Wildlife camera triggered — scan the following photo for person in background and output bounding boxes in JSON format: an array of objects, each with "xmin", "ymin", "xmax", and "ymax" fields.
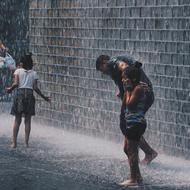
[
  {"xmin": 0, "ymin": 40, "xmax": 8, "ymax": 57},
  {"xmin": 96, "ymin": 54, "xmax": 157, "ymax": 165},
  {"xmin": 6, "ymin": 53, "xmax": 50, "ymax": 148},
  {"xmin": 119, "ymin": 66, "xmax": 149, "ymax": 186}
]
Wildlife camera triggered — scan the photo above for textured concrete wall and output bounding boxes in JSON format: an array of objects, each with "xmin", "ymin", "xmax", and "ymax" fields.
[{"xmin": 29, "ymin": 0, "xmax": 190, "ymax": 159}]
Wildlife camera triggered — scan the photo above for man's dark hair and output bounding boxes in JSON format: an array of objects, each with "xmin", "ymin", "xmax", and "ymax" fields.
[
  {"xmin": 20, "ymin": 53, "xmax": 33, "ymax": 70},
  {"xmin": 96, "ymin": 55, "xmax": 110, "ymax": 70},
  {"xmin": 123, "ymin": 66, "xmax": 141, "ymax": 84}
]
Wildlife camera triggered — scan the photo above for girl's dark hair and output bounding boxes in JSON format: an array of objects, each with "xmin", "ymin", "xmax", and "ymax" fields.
[
  {"xmin": 96, "ymin": 55, "xmax": 110, "ymax": 70},
  {"xmin": 123, "ymin": 66, "xmax": 141, "ymax": 84},
  {"xmin": 20, "ymin": 53, "xmax": 33, "ymax": 70}
]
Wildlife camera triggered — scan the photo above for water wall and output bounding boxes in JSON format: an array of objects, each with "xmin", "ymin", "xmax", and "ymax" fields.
[
  {"xmin": 0, "ymin": 0, "xmax": 29, "ymax": 61},
  {"xmin": 1, "ymin": 0, "xmax": 189, "ymax": 159},
  {"xmin": 0, "ymin": 0, "xmax": 29, "ymax": 107}
]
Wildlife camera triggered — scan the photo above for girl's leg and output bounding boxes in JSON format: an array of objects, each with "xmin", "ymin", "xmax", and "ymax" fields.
[
  {"xmin": 119, "ymin": 138, "xmax": 142, "ymax": 186},
  {"xmin": 119, "ymin": 138, "xmax": 129, "ymax": 185},
  {"xmin": 128, "ymin": 139, "xmax": 142, "ymax": 183},
  {"xmin": 123, "ymin": 137, "xmax": 129, "ymax": 157},
  {"xmin": 12, "ymin": 114, "xmax": 22, "ymax": 148},
  {"xmin": 24, "ymin": 115, "xmax": 31, "ymax": 147}
]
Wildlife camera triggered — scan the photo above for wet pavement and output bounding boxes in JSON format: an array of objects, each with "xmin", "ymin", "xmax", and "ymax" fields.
[{"xmin": 0, "ymin": 114, "xmax": 190, "ymax": 190}]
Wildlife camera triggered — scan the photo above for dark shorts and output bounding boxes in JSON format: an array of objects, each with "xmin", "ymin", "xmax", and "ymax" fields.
[
  {"xmin": 11, "ymin": 88, "xmax": 35, "ymax": 117},
  {"xmin": 124, "ymin": 123, "xmax": 146, "ymax": 141},
  {"xmin": 120, "ymin": 112, "xmax": 146, "ymax": 141}
]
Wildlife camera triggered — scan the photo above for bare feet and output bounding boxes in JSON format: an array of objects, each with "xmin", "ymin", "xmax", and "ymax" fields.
[
  {"xmin": 141, "ymin": 151, "xmax": 158, "ymax": 165},
  {"xmin": 119, "ymin": 178, "xmax": 143, "ymax": 187},
  {"xmin": 25, "ymin": 143, "xmax": 29, "ymax": 148},
  {"xmin": 11, "ymin": 143, "xmax": 16, "ymax": 148}
]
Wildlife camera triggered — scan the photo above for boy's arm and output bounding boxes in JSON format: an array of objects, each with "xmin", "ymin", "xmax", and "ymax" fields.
[
  {"xmin": 33, "ymin": 79, "xmax": 50, "ymax": 102},
  {"xmin": 6, "ymin": 74, "xmax": 19, "ymax": 93}
]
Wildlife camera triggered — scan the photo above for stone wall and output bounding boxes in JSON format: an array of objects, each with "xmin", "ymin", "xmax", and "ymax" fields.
[{"xmin": 29, "ymin": 0, "xmax": 190, "ymax": 159}]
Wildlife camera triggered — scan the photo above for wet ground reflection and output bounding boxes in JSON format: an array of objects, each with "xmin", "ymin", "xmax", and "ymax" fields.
[{"xmin": 0, "ymin": 114, "xmax": 190, "ymax": 190}]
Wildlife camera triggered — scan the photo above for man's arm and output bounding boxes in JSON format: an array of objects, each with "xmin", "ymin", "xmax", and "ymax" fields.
[{"xmin": 107, "ymin": 58, "xmax": 125, "ymax": 100}]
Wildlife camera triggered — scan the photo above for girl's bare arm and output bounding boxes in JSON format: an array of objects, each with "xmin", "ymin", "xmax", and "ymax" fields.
[
  {"xmin": 125, "ymin": 86, "xmax": 143, "ymax": 109},
  {"xmin": 33, "ymin": 79, "xmax": 50, "ymax": 102},
  {"xmin": 6, "ymin": 74, "xmax": 19, "ymax": 93}
]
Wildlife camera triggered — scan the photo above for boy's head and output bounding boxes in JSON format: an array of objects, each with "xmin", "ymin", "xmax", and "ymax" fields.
[
  {"xmin": 96, "ymin": 55, "xmax": 110, "ymax": 74},
  {"xmin": 20, "ymin": 53, "xmax": 33, "ymax": 70},
  {"xmin": 122, "ymin": 66, "xmax": 141, "ymax": 90}
]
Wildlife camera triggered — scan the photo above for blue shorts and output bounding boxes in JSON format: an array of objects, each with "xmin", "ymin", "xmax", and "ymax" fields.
[{"xmin": 120, "ymin": 110, "xmax": 146, "ymax": 141}]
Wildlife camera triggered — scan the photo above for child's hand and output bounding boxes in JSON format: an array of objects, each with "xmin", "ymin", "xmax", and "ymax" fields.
[
  {"xmin": 44, "ymin": 96, "xmax": 51, "ymax": 102},
  {"xmin": 5, "ymin": 87, "xmax": 12, "ymax": 93},
  {"xmin": 116, "ymin": 91, "xmax": 121, "ymax": 98}
]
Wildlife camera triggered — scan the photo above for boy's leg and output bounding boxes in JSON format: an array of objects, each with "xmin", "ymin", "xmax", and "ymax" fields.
[
  {"xmin": 140, "ymin": 90, "xmax": 158, "ymax": 164},
  {"xmin": 12, "ymin": 114, "xmax": 22, "ymax": 148},
  {"xmin": 24, "ymin": 115, "xmax": 31, "ymax": 147},
  {"xmin": 139, "ymin": 136, "xmax": 158, "ymax": 165}
]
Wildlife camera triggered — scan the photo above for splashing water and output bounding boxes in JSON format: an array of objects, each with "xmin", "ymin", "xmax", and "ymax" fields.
[{"xmin": 0, "ymin": 113, "xmax": 190, "ymax": 190}]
